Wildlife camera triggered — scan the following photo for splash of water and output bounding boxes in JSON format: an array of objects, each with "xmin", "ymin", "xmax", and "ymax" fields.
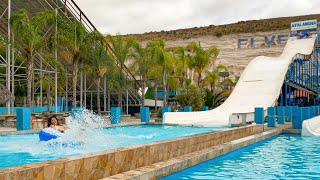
[
  {"xmin": 45, "ymin": 109, "xmax": 112, "ymax": 147},
  {"xmin": 27, "ymin": 109, "xmax": 115, "ymax": 156}
]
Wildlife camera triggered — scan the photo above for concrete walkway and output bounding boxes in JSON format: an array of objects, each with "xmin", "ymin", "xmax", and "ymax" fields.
[{"xmin": 0, "ymin": 127, "xmax": 15, "ymax": 132}]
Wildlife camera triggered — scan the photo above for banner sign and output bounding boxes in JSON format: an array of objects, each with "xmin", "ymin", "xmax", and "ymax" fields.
[
  {"xmin": 238, "ymin": 34, "xmax": 288, "ymax": 48},
  {"xmin": 291, "ymin": 19, "xmax": 317, "ymax": 32}
]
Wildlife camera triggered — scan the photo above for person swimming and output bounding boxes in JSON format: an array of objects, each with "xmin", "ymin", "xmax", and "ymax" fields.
[{"xmin": 47, "ymin": 116, "xmax": 65, "ymax": 133}]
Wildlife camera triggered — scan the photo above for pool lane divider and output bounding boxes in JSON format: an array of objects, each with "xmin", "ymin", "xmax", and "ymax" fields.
[
  {"xmin": 140, "ymin": 107, "xmax": 150, "ymax": 122},
  {"xmin": 184, "ymin": 106, "xmax": 192, "ymax": 112},
  {"xmin": 162, "ymin": 107, "xmax": 171, "ymax": 120},
  {"xmin": 111, "ymin": 107, "xmax": 121, "ymax": 124},
  {"xmin": 267, "ymin": 107, "xmax": 276, "ymax": 127},
  {"xmin": 16, "ymin": 108, "xmax": 31, "ymax": 131},
  {"xmin": 292, "ymin": 107, "xmax": 303, "ymax": 129},
  {"xmin": 277, "ymin": 106, "xmax": 285, "ymax": 124},
  {"xmin": 258, "ymin": 105, "xmax": 320, "ymax": 130},
  {"xmin": 254, "ymin": 107, "xmax": 264, "ymax": 124},
  {"xmin": 201, "ymin": 106, "xmax": 209, "ymax": 111},
  {"xmin": 310, "ymin": 106, "xmax": 316, "ymax": 119},
  {"xmin": 285, "ymin": 106, "xmax": 292, "ymax": 122}
]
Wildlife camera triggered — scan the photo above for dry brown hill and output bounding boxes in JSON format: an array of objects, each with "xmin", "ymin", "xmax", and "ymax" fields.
[{"xmin": 124, "ymin": 14, "xmax": 320, "ymax": 41}]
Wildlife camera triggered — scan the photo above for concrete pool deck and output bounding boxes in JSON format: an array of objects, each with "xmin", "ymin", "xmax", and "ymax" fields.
[{"xmin": 0, "ymin": 123, "xmax": 292, "ymax": 180}]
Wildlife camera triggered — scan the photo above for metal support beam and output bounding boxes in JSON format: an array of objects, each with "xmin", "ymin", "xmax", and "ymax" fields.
[
  {"xmin": 48, "ymin": 75, "xmax": 51, "ymax": 112},
  {"xmin": 32, "ymin": 70, "xmax": 35, "ymax": 110},
  {"xmin": 0, "ymin": 7, "xmax": 7, "ymax": 20},
  {"xmin": 90, "ymin": 91, "xmax": 93, "ymax": 110},
  {"xmin": 6, "ymin": 0, "xmax": 11, "ymax": 114},
  {"xmin": 108, "ymin": 90, "xmax": 110, "ymax": 111},
  {"xmin": 55, "ymin": 68, "xmax": 58, "ymax": 112},
  {"xmin": 40, "ymin": 56, "xmax": 43, "ymax": 112},
  {"xmin": 11, "ymin": 33, "xmax": 14, "ymax": 111},
  {"xmin": 126, "ymin": 89, "xmax": 129, "ymax": 114},
  {"xmin": 65, "ymin": 65, "xmax": 68, "ymax": 111},
  {"xmin": 54, "ymin": 8, "xmax": 58, "ymax": 113},
  {"xmin": 103, "ymin": 76, "xmax": 106, "ymax": 112},
  {"xmin": 84, "ymin": 74, "xmax": 86, "ymax": 109},
  {"xmin": 80, "ymin": 69, "xmax": 83, "ymax": 108}
]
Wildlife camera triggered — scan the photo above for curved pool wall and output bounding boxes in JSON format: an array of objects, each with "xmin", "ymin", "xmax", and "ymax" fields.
[
  {"xmin": 0, "ymin": 124, "xmax": 266, "ymax": 179},
  {"xmin": 160, "ymin": 134, "xmax": 320, "ymax": 179},
  {"xmin": 0, "ymin": 125, "xmax": 225, "ymax": 169}
]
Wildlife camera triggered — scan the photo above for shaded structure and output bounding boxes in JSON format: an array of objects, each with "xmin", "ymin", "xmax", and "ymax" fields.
[{"xmin": 0, "ymin": 0, "xmax": 142, "ymax": 115}]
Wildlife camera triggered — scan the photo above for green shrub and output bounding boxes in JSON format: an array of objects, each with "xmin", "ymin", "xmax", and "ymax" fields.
[
  {"xmin": 150, "ymin": 109, "xmax": 158, "ymax": 113},
  {"xmin": 157, "ymin": 109, "xmax": 162, "ymax": 118},
  {"xmin": 176, "ymin": 85, "xmax": 204, "ymax": 111},
  {"xmin": 145, "ymin": 86, "xmax": 155, "ymax": 99},
  {"xmin": 214, "ymin": 31, "xmax": 222, "ymax": 38},
  {"xmin": 204, "ymin": 89, "xmax": 229, "ymax": 109}
]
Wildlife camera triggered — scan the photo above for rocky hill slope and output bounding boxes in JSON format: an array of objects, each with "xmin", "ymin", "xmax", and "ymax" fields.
[
  {"xmin": 125, "ymin": 14, "xmax": 320, "ymax": 78},
  {"xmin": 125, "ymin": 14, "xmax": 320, "ymax": 42}
]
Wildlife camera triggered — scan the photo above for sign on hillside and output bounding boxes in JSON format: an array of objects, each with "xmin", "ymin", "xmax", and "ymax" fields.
[{"xmin": 291, "ymin": 19, "xmax": 317, "ymax": 34}]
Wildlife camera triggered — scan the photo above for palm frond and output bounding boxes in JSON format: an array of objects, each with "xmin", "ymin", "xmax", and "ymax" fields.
[{"xmin": 59, "ymin": 51, "xmax": 73, "ymax": 64}]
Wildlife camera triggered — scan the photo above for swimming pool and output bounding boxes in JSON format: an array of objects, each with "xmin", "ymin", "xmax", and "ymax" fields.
[
  {"xmin": 160, "ymin": 134, "xmax": 320, "ymax": 179},
  {"xmin": 0, "ymin": 125, "xmax": 226, "ymax": 169}
]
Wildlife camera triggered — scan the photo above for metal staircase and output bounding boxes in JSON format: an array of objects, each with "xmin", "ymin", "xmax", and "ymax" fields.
[
  {"xmin": 281, "ymin": 43, "xmax": 320, "ymax": 106},
  {"xmin": 0, "ymin": 0, "xmax": 142, "ymax": 111}
]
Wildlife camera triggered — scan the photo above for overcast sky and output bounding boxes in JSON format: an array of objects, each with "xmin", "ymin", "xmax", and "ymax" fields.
[{"xmin": 75, "ymin": 0, "xmax": 320, "ymax": 35}]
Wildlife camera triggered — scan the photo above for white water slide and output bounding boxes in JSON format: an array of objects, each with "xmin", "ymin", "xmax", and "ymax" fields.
[
  {"xmin": 164, "ymin": 36, "xmax": 317, "ymax": 127},
  {"xmin": 302, "ymin": 117, "xmax": 320, "ymax": 136}
]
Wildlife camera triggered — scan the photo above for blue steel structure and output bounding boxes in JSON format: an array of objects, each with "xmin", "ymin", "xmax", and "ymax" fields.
[{"xmin": 279, "ymin": 33, "xmax": 320, "ymax": 107}]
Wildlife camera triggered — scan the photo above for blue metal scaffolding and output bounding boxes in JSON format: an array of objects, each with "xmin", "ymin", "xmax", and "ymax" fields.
[{"xmin": 280, "ymin": 38, "xmax": 320, "ymax": 106}]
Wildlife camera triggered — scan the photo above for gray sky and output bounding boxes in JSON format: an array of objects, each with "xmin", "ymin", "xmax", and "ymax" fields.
[{"xmin": 75, "ymin": 0, "xmax": 320, "ymax": 35}]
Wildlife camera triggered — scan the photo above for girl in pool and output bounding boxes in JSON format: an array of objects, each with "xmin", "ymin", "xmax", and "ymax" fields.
[{"xmin": 47, "ymin": 116, "xmax": 65, "ymax": 133}]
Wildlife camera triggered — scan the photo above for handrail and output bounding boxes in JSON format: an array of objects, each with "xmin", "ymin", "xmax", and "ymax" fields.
[
  {"xmin": 62, "ymin": 0, "xmax": 141, "ymax": 87},
  {"xmin": 66, "ymin": 0, "xmax": 96, "ymax": 31}
]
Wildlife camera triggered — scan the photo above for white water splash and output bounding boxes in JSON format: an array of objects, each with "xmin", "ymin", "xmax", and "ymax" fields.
[{"xmin": 12, "ymin": 109, "xmax": 115, "ymax": 157}]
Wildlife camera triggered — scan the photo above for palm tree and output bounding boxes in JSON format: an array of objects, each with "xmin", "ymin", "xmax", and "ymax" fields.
[
  {"xmin": 174, "ymin": 46, "xmax": 190, "ymax": 88},
  {"xmin": 57, "ymin": 19, "xmax": 98, "ymax": 108},
  {"xmin": 84, "ymin": 44, "xmax": 114, "ymax": 114},
  {"xmin": 187, "ymin": 42, "xmax": 220, "ymax": 88},
  {"xmin": 105, "ymin": 35, "xmax": 136, "ymax": 107},
  {"xmin": 204, "ymin": 90, "xmax": 228, "ymax": 109},
  {"xmin": 146, "ymin": 63, "xmax": 162, "ymax": 110},
  {"xmin": 202, "ymin": 64, "xmax": 227, "ymax": 93},
  {"xmin": 11, "ymin": 9, "xmax": 55, "ymax": 107},
  {"xmin": 0, "ymin": 35, "xmax": 6, "ymax": 74},
  {"xmin": 147, "ymin": 40, "xmax": 174, "ymax": 106},
  {"xmin": 0, "ymin": 34, "xmax": 6, "ymax": 52},
  {"xmin": 131, "ymin": 43, "xmax": 156, "ymax": 106},
  {"xmin": 224, "ymin": 76, "xmax": 239, "ymax": 90}
]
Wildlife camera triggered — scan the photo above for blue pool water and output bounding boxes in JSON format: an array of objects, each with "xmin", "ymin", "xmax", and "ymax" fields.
[
  {"xmin": 160, "ymin": 134, "xmax": 320, "ymax": 179},
  {"xmin": 0, "ymin": 125, "xmax": 225, "ymax": 169}
]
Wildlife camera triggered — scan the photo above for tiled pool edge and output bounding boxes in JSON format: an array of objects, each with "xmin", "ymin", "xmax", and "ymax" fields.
[
  {"xmin": 0, "ymin": 124, "xmax": 267, "ymax": 179},
  {"xmin": 103, "ymin": 124, "xmax": 290, "ymax": 180},
  {"xmin": 0, "ymin": 129, "xmax": 40, "ymax": 135}
]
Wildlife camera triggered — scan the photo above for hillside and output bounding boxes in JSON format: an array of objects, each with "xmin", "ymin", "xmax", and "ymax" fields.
[{"xmin": 124, "ymin": 14, "xmax": 320, "ymax": 41}]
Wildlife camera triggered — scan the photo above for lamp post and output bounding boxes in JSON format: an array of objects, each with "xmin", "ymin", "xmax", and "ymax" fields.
[{"xmin": 219, "ymin": 72, "xmax": 229, "ymax": 91}]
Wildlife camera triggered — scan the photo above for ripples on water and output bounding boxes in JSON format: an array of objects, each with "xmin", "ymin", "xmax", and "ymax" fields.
[
  {"xmin": 0, "ymin": 110, "xmax": 225, "ymax": 169},
  {"xmin": 160, "ymin": 134, "xmax": 320, "ymax": 179}
]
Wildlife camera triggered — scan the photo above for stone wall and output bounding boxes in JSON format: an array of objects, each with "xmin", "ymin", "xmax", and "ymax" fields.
[
  {"xmin": 0, "ymin": 125, "xmax": 264, "ymax": 179},
  {"xmin": 106, "ymin": 126, "xmax": 290, "ymax": 180}
]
